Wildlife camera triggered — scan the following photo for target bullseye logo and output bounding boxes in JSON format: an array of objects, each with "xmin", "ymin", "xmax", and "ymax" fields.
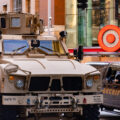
[
  {"xmin": 106, "ymin": 34, "xmax": 115, "ymax": 43},
  {"xmin": 98, "ymin": 25, "xmax": 120, "ymax": 52}
]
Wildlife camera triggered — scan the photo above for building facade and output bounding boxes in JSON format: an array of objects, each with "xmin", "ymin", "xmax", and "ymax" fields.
[
  {"xmin": 0, "ymin": 0, "xmax": 39, "ymax": 14},
  {"xmin": 0, "ymin": 0, "xmax": 65, "ymax": 26},
  {"xmin": 39, "ymin": 0, "xmax": 65, "ymax": 26},
  {"xmin": 0, "ymin": 0, "xmax": 119, "ymax": 48},
  {"xmin": 92, "ymin": 0, "xmax": 118, "ymax": 45},
  {"xmin": 0, "ymin": 0, "xmax": 12, "ymax": 13}
]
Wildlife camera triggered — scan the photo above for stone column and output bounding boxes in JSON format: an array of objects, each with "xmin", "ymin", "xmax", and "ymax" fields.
[
  {"xmin": 65, "ymin": 0, "xmax": 78, "ymax": 49},
  {"xmin": 110, "ymin": 0, "xmax": 115, "ymax": 25},
  {"xmin": 87, "ymin": 0, "xmax": 92, "ymax": 47}
]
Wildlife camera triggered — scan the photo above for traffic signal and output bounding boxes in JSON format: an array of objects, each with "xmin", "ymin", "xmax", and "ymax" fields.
[
  {"xmin": 78, "ymin": 45, "xmax": 83, "ymax": 60},
  {"xmin": 73, "ymin": 45, "xmax": 83, "ymax": 61},
  {"xmin": 77, "ymin": 0, "xmax": 88, "ymax": 9}
]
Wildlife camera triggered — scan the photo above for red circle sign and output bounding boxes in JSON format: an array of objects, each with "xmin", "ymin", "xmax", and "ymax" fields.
[
  {"xmin": 106, "ymin": 34, "xmax": 115, "ymax": 43},
  {"xmin": 98, "ymin": 25, "xmax": 120, "ymax": 52}
]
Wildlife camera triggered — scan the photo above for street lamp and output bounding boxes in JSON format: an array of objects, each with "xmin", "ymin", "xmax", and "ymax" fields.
[{"xmin": 48, "ymin": 0, "xmax": 52, "ymax": 36}]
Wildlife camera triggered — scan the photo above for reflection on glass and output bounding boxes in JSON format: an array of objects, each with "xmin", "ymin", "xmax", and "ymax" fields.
[
  {"xmin": 11, "ymin": 18, "xmax": 21, "ymax": 27},
  {"xmin": 39, "ymin": 40, "xmax": 65, "ymax": 55},
  {"xmin": 3, "ymin": 40, "xmax": 29, "ymax": 54},
  {"xmin": 3, "ymin": 40, "xmax": 65, "ymax": 55}
]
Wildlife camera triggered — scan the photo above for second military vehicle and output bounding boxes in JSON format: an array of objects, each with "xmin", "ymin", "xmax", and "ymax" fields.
[{"xmin": 87, "ymin": 62, "xmax": 120, "ymax": 112}]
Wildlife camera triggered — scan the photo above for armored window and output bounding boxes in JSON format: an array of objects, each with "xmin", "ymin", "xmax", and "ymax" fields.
[
  {"xmin": 1, "ymin": 18, "xmax": 6, "ymax": 28},
  {"xmin": 11, "ymin": 17, "xmax": 21, "ymax": 28},
  {"xmin": 3, "ymin": 40, "xmax": 29, "ymax": 54},
  {"xmin": 39, "ymin": 40, "xmax": 65, "ymax": 55}
]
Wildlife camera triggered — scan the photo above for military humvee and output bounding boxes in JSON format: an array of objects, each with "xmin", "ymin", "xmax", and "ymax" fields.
[{"xmin": 0, "ymin": 13, "xmax": 103, "ymax": 120}]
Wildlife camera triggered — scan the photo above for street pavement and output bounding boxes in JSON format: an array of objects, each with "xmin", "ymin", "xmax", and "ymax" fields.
[
  {"xmin": 25, "ymin": 113, "xmax": 120, "ymax": 120},
  {"xmin": 100, "ymin": 110, "xmax": 120, "ymax": 120},
  {"xmin": 100, "ymin": 116, "xmax": 120, "ymax": 120},
  {"xmin": 20, "ymin": 110, "xmax": 120, "ymax": 120}
]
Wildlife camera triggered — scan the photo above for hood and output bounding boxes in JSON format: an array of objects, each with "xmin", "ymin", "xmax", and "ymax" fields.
[{"xmin": 1, "ymin": 58, "xmax": 98, "ymax": 76}]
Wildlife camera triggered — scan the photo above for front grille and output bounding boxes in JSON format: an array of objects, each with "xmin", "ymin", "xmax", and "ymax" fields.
[
  {"xmin": 49, "ymin": 96, "xmax": 62, "ymax": 101},
  {"xmin": 50, "ymin": 79, "xmax": 61, "ymax": 91},
  {"xmin": 29, "ymin": 76, "xmax": 83, "ymax": 91},
  {"xmin": 29, "ymin": 77, "xmax": 50, "ymax": 91},
  {"xmin": 63, "ymin": 77, "xmax": 82, "ymax": 91}
]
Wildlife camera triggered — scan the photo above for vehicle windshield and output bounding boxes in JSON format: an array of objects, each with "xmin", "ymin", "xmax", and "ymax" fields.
[
  {"xmin": 3, "ymin": 39, "xmax": 65, "ymax": 55},
  {"xmin": 39, "ymin": 40, "xmax": 65, "ymax": 54},
  {"xmin": 3, "ymin": 40, "xmax": 29, "ymax": 54}
]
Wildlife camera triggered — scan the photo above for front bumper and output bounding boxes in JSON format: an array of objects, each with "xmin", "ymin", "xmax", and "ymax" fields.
[
  {"xmin": 2, "ymin": 94, "xmax": 103, "ymax": 106},
  {"xmin": 26, "ymin": 107, "xmax": 83, "ymax": 115}
]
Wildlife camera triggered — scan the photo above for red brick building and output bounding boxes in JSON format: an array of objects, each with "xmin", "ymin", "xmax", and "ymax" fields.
[{"xmin": 39, "ymin": 0, "xmax": 65, "ymax": 26}]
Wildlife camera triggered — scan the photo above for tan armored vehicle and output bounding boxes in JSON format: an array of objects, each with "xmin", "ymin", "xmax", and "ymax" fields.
[{"xmin": 0, "ymin": 13, "xmax": 103, "ymax": 120}]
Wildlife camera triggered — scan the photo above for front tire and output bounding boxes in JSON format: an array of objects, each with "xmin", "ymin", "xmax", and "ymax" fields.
[
  {"xmin": 0, "ymin": 95, "xmax": 17, "ymax": 120},
  {"xmin": 82, "ymin": 105, "xmax": 100, "ymax": 120}
]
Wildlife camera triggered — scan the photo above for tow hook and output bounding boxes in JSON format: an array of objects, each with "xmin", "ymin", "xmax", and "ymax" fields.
[
  {"xmin": 39, "ymin": 99, "xmax": 43, "ymax": 108},
  {"xmin": 59, "ymin": 113, "xmax": 64, "ymax": 120},
  {"xmin": 72, "ymin": 98, "xmax": 78, "ymax": 109},
  {"xmin": 35, "ymin": 98, "xmax": 39, "ymax": 108}
]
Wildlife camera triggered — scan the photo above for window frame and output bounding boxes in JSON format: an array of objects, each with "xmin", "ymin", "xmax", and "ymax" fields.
[
  {"xmin": 13, "ymin": 0, "xmax": 22, "ymax": 12},
  {"xmin": 10, "ymin": 17, "xmax": 21, "ymax": 28}
]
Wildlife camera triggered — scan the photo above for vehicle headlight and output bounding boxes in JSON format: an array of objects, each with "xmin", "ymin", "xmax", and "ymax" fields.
[
  {"xmin": 86, "ymin": 79, "xmax": 93, "ymax": 88},
  {"xmin": 93, "ymin": 75, "xmax": 100, "ymax": 82},
  {"xmin": 15, "ymin": 80, "xmax": 24, "ymax": 89}
]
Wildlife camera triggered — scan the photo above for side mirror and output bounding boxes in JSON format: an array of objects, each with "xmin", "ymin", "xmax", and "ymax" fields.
[{"xmin": 59, "ymin": 31, "xmax": 67, "ymax": 38}]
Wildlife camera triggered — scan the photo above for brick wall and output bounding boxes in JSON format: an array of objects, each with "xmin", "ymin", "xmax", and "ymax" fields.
[
  {"xmin": 39, "ymin": 0, "xmax": 65, "ymax": 26},
  {"xmin": 39, "ymin": 0, "xmax": 54, "ymax": 26},
  {"xmin": 54, "ymin": 0, "xmax": 65, "ymax": 25}
]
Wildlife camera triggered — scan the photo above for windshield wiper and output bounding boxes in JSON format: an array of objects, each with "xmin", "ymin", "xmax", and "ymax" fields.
[
  {"xmin": 39, "ymin": 46, "xmax": 61, "ymax": 56},
  {"xmin": 11, "ymin": 45, "xmax": 27, "ymax": 55},
  {"xmin": 40, "ymin": 46, "xmax": 53, "ymax": 52}
]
